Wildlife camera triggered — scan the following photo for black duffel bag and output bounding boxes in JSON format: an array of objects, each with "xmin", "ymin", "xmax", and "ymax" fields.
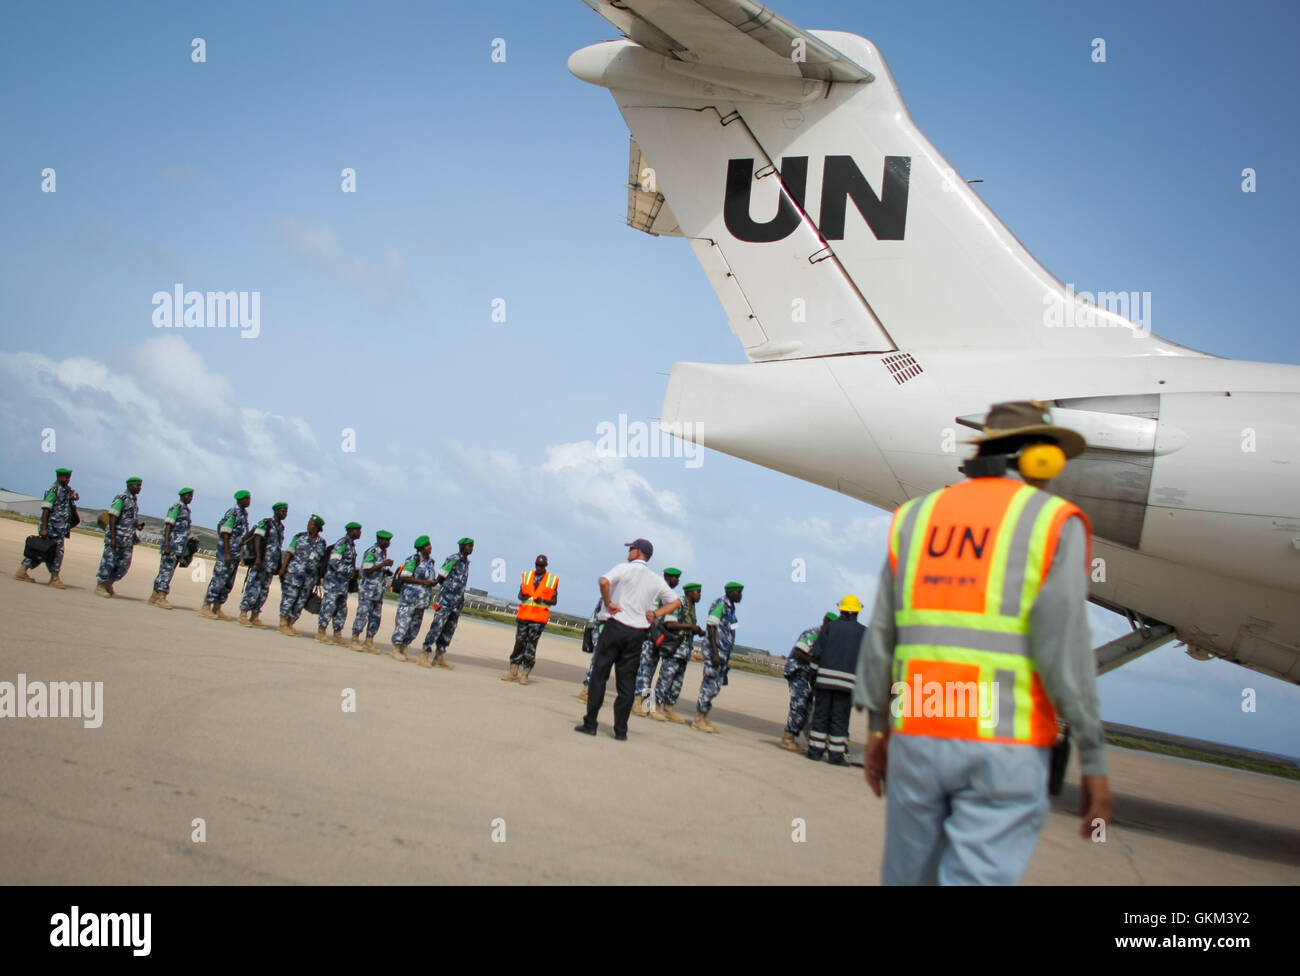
[
  {"xmin": 177, "ymin": 538, "xmax": 200, "ymax": 568},
  {"xmin": 23, "ymin": 535, "xmax": 57, "ymax": 570},
  {"xmin": 304, "ymin": 588, "xmax": 323, "ymax": 615}
]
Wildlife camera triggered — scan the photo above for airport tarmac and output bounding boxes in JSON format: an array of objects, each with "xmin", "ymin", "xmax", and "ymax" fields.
[{"xmin": 2, "ymin": 521, "xmax": 1297, "ymax": 884}]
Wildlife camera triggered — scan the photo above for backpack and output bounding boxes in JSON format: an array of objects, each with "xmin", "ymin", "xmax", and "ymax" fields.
[
  {"xmin": 391, "ymin": 555, "xmax": 413, "ymax": 594},
  {"xmin": 177, "ymin": 538, "xmax": 200, "ymax": 567}
]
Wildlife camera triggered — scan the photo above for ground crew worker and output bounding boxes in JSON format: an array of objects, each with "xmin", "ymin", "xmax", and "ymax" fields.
[
  {"xmin": 149, "ymin": 488, "xmax": 194, "ymax": 608},
  {"xmin": 277, "ymin": 515, "xmax": 327, "ymax": 635},
  {"xmin": 391, "ymin": 535, "xmax": 437, "ymax": 661},
  {"xmin": 318, "ymin": 522, "xmax": 362, "ymax": 645},
  {"xmin": 351, "ymin": 530, "xmax": 394, "ymax": 652},
  {"xmin": 238, "ymin": 502, "xmax": 287, "ymax": 627},
  {"xmin": 648, "ymin": 582, "xmax": 705, "ymax": 724},
  {"xmin": 807, "ymin": 597, "xmax": 865, "ymax": 765},
  {"xmin": 693, "ymin": 582, "xmax": 743, "ymax": 733},
  {"xmin": 632, "ymin": 567, "xmax": 680, "ymax": 716},
  {"xmin": 503, "ymin": 555, "xmax": 559, "ymax": 685},
  {"xmin": 201, "ymin": 489, "xmax": 251, "ymax": 619},
  {"xmin": 858, "ymin": 400, "xmax": 1112, "ymax": 885},
  {"xmin": 15, "ymin": 466, "xmax": 77, "ymax": 588},
  {"xmin": 575, "ymin": 539, "xmax": 680, "ymax": 740},
  {"xmin": 94, "ymin": 476, "xmax": 143, "ymax": 597},
  {"xmin": 781, "ymin": 611, "xmax": 837, "ymax": 751},
  {"xmin": 418, "ymin": 537, "xmax": 473, "ymax": 669}
]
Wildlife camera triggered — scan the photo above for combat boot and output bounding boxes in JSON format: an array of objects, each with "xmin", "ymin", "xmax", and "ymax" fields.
[
  {"xmin": 147, "ymin": 591, "xmax": 159, "ymax": 606},
  {"xmin": 828, "ymin": 754, "xmax": 849, "ymax": 767},
  {"xmin": 364, "ymin": 636, "xmax": 379, "ymax": 653},
  {"xmin": 418, "ymin": 650, "xmax": 433, "ymax": 668},
  {"xmin": 661, "ymin": 704, "xmax": 687, "ymax": 724},
  {"xmin": 780, "ymin": 732, "xmax": 801, "ymax": 752},
  {"xmin": 13, "ymin": 564, "xmax": 34, "ymax": 583},
  {"xmin": 433, "ymin": 651, "xmax": 454, "ymax": 669},
  {"xmin": 278, "ymin": 616, "xmax": 296, "ymax": 636},
  {"xmin": 692, "ymin": 711, "xmax": 719, "ymax": 734},
  {"xmin": 213, "ymin": 603, "xmax": 232, "ymax": 621},
  {"xmin": 237, "ymin": 610, "xmax": 252, "ymax": 627},
  {"xmin": 249, "ymin": 612, "xmax": 265, "ymax": 627},
  {"xmin": 332, "ymin": 630, "xmax": 347, "ymax": 647},
  {"xmin": 104, "ymin": 581, "xmax": 116, "ymax": 596},
  {"xmin": 501, "ymin": 664, "xmax": 520, "ymax": 682},
  {"xmin": 632, "ymin": 694, "xmax": 646, "ymax": 717},
  {"xmin": 199, "ymin": 602, "xmax": 217, "ymax": 619},
  {"xmin": 48, "ymin": 573, "xmax": 67, "ymax": 589},
  {"xmin": 390, "ymin": 644, "xmax": 410, "ymax": 662},
  {"xmin": 349, "ymin": 635, "xmax": 363, "ymax": 651},
  {"xmin": 94, "ymin": 581, "xmax": 112, "ymax": 599},
  {"xmin": 315, "ymin": 626, "xmax": 330, "ymax": 644},
  {"xmin": 156, "ymin": 594, "xmax": 173, "ymax": 609},
  {"xmin": 577, "ymin": 686, "xmax": 588, "ymax": 703},
  {"xmin": 519, "ymin": 667, "xmax": 531, "ymax": 686}
]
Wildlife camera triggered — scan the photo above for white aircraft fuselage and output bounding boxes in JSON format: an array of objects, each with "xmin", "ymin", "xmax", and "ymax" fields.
[{"xmin": 571, "ymin": 5, "xmax": 1300, "ymax": 684}]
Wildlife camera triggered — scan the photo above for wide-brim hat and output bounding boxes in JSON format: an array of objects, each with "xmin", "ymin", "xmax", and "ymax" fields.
[{"xmin": 964, "ymin": 401, "xmax": 1086, "ymax": 459}]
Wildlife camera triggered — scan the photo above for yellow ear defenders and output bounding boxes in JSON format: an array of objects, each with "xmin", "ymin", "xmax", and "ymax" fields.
[{"xmin": 1018, "ymin": 443, "xmax": 1066, "ymax": 480}]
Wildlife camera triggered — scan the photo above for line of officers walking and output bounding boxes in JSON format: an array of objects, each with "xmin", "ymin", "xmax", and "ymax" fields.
[
  {"xmin": 13, "ymin": 471, "xmax": 803, "ymax": 737},
  {"xmin": 17, "ymin": 476, "xmax": 483, "ymax": 669}
]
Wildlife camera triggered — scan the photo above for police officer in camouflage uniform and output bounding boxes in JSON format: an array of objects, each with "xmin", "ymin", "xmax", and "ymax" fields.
[
  {"xmin": 577, "ymin": 599, "xmax": 607, "ymax": 703},
  {"xmin": 648, "ymin": 582, "xmax": 706, "ymax": 724},
  {"xmin": 350, "ymin": 530, "xmax": 395, "ymax": 652},
  {"xmin": 781, "ymin": 611, "xmax": 838, "ymax": 751},
  {"xmin": 94, "ymin": 476, "xmax": 143, "ymax": 598},
  {"xmin": 693, "ymin": 582, "xmax": 743, "ymax": 734},
  {"xmin": 149, "ymin": 487, "xmax": 194, "ymax": 608},
  {"xmin": 15, "ymin": 466, "xmax": 78, "ymax": 588},
  {"xmin": 238, "ymin": 502, "xmax": 287, "ymax": 628},
  {"xmin": 418, "ymin": 537, "xmax": 473, "ymax": 669},
  {"xmin": 318, "ymin": 521, "xmax": 362, "ymax": 645},
  {"xmin": 632, "ymin": 567, "xmax": 681, "ymax": 717},
  {"xmin": 390, "ymin": 535, "xmax": 437, "ymax": 661},
  {"xmin": 277, "ymin": 514, "xmax": 327, "ymax": 635},
  {"xmin": 200, "ymin": 490, "xmax": 251, "ymax": 620}
]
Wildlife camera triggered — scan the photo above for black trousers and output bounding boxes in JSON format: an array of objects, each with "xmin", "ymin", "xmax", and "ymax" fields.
[
  {"xmin": 583, "ymin": 619, "xmax": 647, "ymax": 735},
  {"xmin": 809, "ymin": 687, "xmax": 853, "ymax": 756}
]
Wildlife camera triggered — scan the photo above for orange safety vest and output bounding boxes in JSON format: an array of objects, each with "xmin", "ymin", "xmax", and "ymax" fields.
[
  {"xmin": 887, "ymin": 477, "xmax": 1090, "ymax": 746},
  {"xmin": 518, "ymin": 570, "xmax": 559, "ymax": 623}
]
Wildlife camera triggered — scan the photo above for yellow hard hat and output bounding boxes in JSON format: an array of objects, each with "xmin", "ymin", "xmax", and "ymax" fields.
[{"xmin": 837, "ymin": 594, "xmax": 862, "ymax": 613}]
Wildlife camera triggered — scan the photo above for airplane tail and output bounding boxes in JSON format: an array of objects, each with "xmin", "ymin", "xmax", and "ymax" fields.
[{"xmin": 572, "ymin": 6, "xmax": 1187, "ymax": 360}]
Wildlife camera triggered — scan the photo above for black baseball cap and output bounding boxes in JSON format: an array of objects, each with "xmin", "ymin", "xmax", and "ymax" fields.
[{"xmin": 625, "ymin": 538, "xmax": 653, "ymax": 559}]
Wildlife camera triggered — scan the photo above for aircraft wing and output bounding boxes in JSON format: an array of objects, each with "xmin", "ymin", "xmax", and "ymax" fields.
[{"xmin": 581, "ymin": 0, "xmax": 874, "ymax": 82}]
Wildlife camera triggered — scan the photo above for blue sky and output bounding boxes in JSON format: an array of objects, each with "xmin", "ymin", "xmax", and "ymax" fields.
[{"xmin": 2, "ymin": 0, "xmax": 1297, "ymax": 756}]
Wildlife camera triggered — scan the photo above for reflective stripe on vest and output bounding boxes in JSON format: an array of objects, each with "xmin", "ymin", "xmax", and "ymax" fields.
[
  {"xmin": 887, "ymin": 478, "xmax": 1086, "ymax": 746},
  {"xmin": 518, "ymin": 571, "xmax": 558, "ymax": 623}
]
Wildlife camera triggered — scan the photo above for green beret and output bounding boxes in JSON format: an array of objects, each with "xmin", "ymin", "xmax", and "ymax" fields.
[
  {"xmin": 458, "ymin": 537, "xmax": 474, "ymax": 546},
  {"xmin": 126, "ymin": 476, "xmax": 142, "ymax": 485},
  {"xmin": 825, "ymin": 610, "xmax": 839, "ymax": 622},
  {"xmin": 725, "ymin": 581, "xmax": 744, "ymax": 591},
  {"xmin": 179, "ymin": 487, "xmax": 194, "ymax": 496},
  {"xmin": 683, "ymin": 583, "xmax": 702, "ymax": 592},
  {"xmin": 55, "ymin": 468, "xmax": 72, "ymax": 476},
  {"xmin": 376, "ymin": 530, "xmax": 393, "ymax": 540},
  {"xmin": 234, "ymin": 490, "xmax": 250, "ymax": 500},
  {"xmin": 663, "ymin": 567, "xmax": 682, "ymax": 576},
  {"xmin": 311, "ymin": 514, "xmax": 325, "ymax": 528},
  {"xmin": 414, "ymin": 534, "xmax": 430, "ymax": 549},
  {"xmin": 272, "ymin": 501, "xmax": 288, "ymax": 510},
  {"xmin": 345, "ymin": 521, "xmax": 361, "ymax": 530}
]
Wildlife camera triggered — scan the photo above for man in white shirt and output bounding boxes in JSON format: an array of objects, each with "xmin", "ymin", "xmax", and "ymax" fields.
[{"xmin": 576, "ymin": 539, "xmax": 682, "ymax": 741}]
